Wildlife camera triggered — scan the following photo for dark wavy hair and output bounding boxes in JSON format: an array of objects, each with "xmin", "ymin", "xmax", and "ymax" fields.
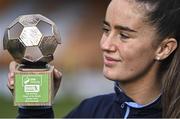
[{"xmin": 134, "ymin": 0, "xmax": 180, "ymax": 117}]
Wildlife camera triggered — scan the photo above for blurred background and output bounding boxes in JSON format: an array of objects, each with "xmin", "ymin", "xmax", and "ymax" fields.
[{"xmin": 0, "ymin": 0, "xmax": 114, "ymax": 118}]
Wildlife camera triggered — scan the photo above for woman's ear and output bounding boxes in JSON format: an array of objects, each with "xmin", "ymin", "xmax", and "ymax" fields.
[{"xmin": 155, "ymin": 38, "xmax": 177, "ymax": 60}]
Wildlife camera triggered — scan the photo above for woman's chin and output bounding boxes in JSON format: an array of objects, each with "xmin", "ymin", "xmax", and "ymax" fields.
[
  {"xmin": 103, "ymin": 70, "xmax": 129, "ymax": 82},
  {"xmin": 103, "ymin": 70, "xmax": 119, "ymax": 81}
]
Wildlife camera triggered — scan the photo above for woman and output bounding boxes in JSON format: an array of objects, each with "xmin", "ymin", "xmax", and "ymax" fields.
[{"xmin": 8, "ymin": 0, "xmax": 180, "ymax": 118}]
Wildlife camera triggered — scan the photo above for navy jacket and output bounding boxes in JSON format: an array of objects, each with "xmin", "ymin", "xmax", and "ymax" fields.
[{"xmin": 18, "ymin": 83, "xmax": 162, "ymax": 118}]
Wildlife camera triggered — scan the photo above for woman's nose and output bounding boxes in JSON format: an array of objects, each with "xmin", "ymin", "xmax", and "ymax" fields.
[{"xmin": 100, "ymin": 34, "xmax": 116, "ymax": 52}]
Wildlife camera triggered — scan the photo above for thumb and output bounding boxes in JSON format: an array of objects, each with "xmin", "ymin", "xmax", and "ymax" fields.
[
  {"xmin": 53, "ymin": 68, "xmax": 62, "ymax": 97},
  {"xmin": 9, "ymin": 61, "xmax": 18, "ymax": 73}
]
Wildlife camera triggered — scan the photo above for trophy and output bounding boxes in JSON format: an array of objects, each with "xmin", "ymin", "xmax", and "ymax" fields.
[{"xmin": 3, "ymin": 14, "xmax": 61, "ymax": 106}]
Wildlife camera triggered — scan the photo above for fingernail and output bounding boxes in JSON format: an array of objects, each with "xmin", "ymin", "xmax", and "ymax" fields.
[
  {"xmin": 10, "ymin": 80, "xmax": 14, "ymax": 85},
  {"xmin": 10, "ymin": 72, "xmax": 14, "ymax": 77},
  {"xmin": 55, "ymin": 69, "xmax": 61, "ymax": 78}
]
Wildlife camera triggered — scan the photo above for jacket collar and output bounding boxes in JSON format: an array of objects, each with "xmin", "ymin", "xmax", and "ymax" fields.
[{"xmin": 114, "ymin": 81, "xmax": 162, "ymax": 109}]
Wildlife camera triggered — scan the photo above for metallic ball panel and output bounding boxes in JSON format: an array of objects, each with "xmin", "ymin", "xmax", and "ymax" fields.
[
  {"xmin": 23, "ymin": 46, "xmax": 43, "ymax": 62},
  {"xmin": 9, "ymin": 22, "xmax": 24, "ymax": 40},
  {"xmin": 19, "ymin": 15, "xmax": 40, "ymax": 27},
  {"xmin": 53, "ymin": 25, "xmax": 61, "ymax": 44},
  {"xmin": 20, "ymin": 27, "xmax": 42, "ymax": 47},
  {"xmin": 37, "ymin": 20, "xmax": 53, "ymax": 37},
  {"xmin": 39, "ymin": 55, "xmax": 54, "ymax": 63},
  {"xmin": 8, "ymin": 16, "xmax": 21, "ymax": 29},
  {"xmin": 6, "ymin": 39, "xmax": 26, "ymax": 63},
  {"xmin": 39, "ymin": 36, "xmax": 58, "ymax": 56},
  {"xmin": 3, "ymin": 29, "xmax": 9, "ymax": 50},
  {"xmin": 37, "ymin": 14, "xmax": 55, "ymax": 25}
]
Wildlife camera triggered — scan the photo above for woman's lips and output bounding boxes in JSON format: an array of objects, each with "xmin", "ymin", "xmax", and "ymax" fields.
[{"xmin": 104, "ymin": 56, "xmax": 121, "ymax": 66}]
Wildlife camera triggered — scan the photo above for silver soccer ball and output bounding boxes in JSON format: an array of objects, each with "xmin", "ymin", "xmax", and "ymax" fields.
[{"xmin": 3, "ymin": 14, "xmax": 61, "ymax": 65}]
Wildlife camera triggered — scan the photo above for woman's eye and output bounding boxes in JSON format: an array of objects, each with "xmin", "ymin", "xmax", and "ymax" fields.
[
  {"xmin": 119, "ymin": 33, "xmax": 130, "ymax": 39},
  {"xmin": 102, "ymin": 27, "xmax": 110, "ymax": 33}
]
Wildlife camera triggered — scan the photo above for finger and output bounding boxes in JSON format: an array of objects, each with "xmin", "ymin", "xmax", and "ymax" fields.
[
  {"xmin": 53, "ymin": 68, "xmax": 62, "ymax": 96},
  {"xmin": 8, "ymin": 72, "xmax": 15, "ymax": 88},
  {"xmin": 9, "ymin": 61, "xmax": 18, "ymax": 73},
  {"xmin": 7, "ymin": 77, "xmax": 14, "ymax": 90},
  {"xmin": 7, "ymin": 81, "xmax": 14, "ymax": 90},
  {"xmin": 53, "ymin": 68, "xmax": 62, "ymax": 80},
  {"xmin": 53, "ymin": 69, "xmax": 62, "ymax": 88},
  {"xmin": 7, "ymin": 83, "xmax": 14, "ymax": 96},
  {"xmin": 8, "ymin": 72, "xmax": 15, "ymax": 79},
  {"xmin": 8, "ymin": 72, "xmax": 15, "ymax": 83}
]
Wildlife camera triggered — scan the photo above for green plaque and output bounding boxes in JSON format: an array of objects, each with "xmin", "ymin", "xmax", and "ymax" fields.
[
  {"xmin": 13, "ymin": 65, "xmax": 54, "ymax": 106},
  {"xmin": 15, "ymin": 74, "xmax": 49, "ymax": 103}
]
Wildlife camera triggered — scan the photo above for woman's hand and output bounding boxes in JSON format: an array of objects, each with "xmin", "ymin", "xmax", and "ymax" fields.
[
  {"xmin": 53, "ymin": 68, "xmax": 62, "ymax": 97},
  {"xmin": 7, "ymin": 61, "xmax": 16, "ymax": 95}
]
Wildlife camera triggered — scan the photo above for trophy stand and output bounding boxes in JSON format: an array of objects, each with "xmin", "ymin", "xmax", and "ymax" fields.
[
  {"xmin": 3, "ymin": 14, "xmax": 61, "ymax": 106},
  {"xmin": 14, "ymin": 64, "xmax": 54, "ymax": 106}
]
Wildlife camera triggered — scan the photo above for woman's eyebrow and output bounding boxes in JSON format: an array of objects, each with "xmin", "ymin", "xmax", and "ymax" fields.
[
  {"xmin": 103, "ymin": 20, "xmax": 110, "ymax": 26},
  {"xmin": 114, "ymin": 25, "xmax": 137, "ymax": 32},
  {"xmin": 103, "ymin": 20, "xmax": 137, "ymax": 33}
]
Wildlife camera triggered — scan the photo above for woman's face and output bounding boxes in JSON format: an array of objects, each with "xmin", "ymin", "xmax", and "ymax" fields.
[{"xmin": 100, "ymin": 0, "xmax": 159, "ymax": 81}]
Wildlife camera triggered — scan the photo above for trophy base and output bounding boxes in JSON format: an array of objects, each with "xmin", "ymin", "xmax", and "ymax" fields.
[{"xmin": 14, "ymin": 64, "xmax": 54, "ymax": 106}]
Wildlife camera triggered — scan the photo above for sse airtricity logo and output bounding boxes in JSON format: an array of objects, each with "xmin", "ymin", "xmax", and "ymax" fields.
[{"xmin": 23, "ymin": 75, "xmax": 42, "ymax": 93}]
